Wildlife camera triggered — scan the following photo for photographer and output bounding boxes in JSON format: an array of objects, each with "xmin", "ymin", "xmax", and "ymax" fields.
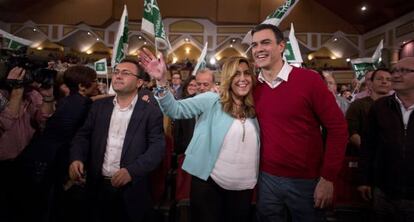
[{"xmin": 0, "ymin": 66, "xmax": 55, "ymax": 222}]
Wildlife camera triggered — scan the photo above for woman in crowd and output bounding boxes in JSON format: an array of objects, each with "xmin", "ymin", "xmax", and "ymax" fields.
[{"xmin": 139, "ymin": 48, "xmax": 260, "ymax": 222}]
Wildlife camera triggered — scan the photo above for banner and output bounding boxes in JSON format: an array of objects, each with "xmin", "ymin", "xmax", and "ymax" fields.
[
  {"xmin": 284, "ymin": 23, "xmax": 303, "ymax": 65},
  {"xmin": 242, "ymin": 0, "xmax": 299, "ymax": 44},
  {"xmin": 350, "ymin": 40, "xmax": 383, "ymax": 81},
  {"xmin": 142, "ymin": 0, "xmax": 171, "ymax": 51},
  {"xmin": 191, "ymin": 42, "xmax": 208, "ymax": 76},
  {"xmin": 0, "ymin": 29, "xmax": 33, "ymax": 50},
  {"xmin": 111, "ymin": 5, "xmax": 129, "ymax": 68},
  {"xmin": 94, "ymin": 58, "xmax": 108, "ymax": 75}
]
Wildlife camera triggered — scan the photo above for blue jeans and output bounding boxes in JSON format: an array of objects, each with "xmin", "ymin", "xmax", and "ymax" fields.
[
  {"xmin": 373, "ymin": 188, "xmax": 414, "ymax": 222},
  {"xmin": 256, "ymin": 172, "xmax": 326, "ymax": 222}
]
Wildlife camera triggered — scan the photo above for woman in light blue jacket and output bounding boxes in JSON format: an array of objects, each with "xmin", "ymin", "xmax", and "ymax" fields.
[{"xmin": 139, "ymin": 49, "xmax": 260, "ymax": 222}]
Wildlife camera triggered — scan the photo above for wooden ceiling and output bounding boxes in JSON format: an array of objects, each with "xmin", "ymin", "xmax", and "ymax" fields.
[{"xmin": 0, "ymin": 0, "xmax": 413, "ymax": 34}]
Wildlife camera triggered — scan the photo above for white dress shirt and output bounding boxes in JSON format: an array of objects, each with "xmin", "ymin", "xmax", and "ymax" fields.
[{"xmin": 102, "ymin": 95, "xmax": 138, "ymax": 177}]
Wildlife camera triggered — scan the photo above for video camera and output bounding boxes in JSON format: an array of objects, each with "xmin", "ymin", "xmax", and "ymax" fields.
[{"xmin": 0, "ymin": 46, "xmax": 56, "ymax": 89}]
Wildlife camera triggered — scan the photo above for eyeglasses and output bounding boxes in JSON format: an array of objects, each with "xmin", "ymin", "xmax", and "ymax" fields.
[
  {"xmin": 113, "ymin": 69, "xmax": 139, "ymax": 78},
  {"xmin": 391, "ymin": 68, "xmax": 414, "ymax": 75}
]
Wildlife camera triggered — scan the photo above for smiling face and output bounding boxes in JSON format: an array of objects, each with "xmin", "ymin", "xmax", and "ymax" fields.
[
  {"xmin": 231, "ymin": 62, "xmax": 253, "ymax": 99},
  {"xmin": 186, "ymin": 79, "xmax": 198, "ymax": 96},
  {"xmin": 251, "ymin": 29, "xmax": 285, "ymax": 72}
]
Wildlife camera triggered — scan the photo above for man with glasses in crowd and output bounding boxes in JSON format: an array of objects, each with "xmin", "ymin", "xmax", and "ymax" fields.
[
  {"xmin": 68, "ymin": 59, "xmax": 165, "ymax": 222},
  {"xmin": 358, "ymin": 57, "xmax": 414, "ymax": 222}
]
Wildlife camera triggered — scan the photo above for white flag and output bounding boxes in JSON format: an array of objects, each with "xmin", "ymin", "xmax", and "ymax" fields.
[
  {"xmin": 0, "ymin": 29, "xmax": 33, "ymax": 50},
  {"xmin": 111, "ymin": 5, "xmax": 128, "ymax": 68},
  {"xmin": 350, "ymin": 40, "xmax": 384, "ymax": 81},
  {"xmin": 192, "ymin": 42, "xmax": 208, "ymax": 76},
  {"xmin": 142, "ymin": 0, "xmax": 171, "ymax": 51},
  {"xmin": 242, "ymin": 0, "xmax": 299, "ymax": 44},
  {"xmin": 94, "ymin": 58, "xmax": 108, "ymax": 75},
  {"xmin": 284, "ymin": 23, "xmax": 303, "ymax": 64}
]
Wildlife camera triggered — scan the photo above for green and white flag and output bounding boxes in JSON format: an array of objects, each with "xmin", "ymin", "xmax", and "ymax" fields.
[
  {"xmin": 0, "ymin": 29, "xmax": 33, "ymax": 50},
  {"xmin": 111, "ymin": 5, "xmax": 129, "ymax": 68},
  {"xmin": 94, "ymin": 58, "xmax": 108, "ymax": 75},
  {"xmin": 242, "ymin": 0, "xmax": 299, "ymax": 44},
  {"xmin": 142, "ymin": 0, "xmax": 171, "ymax": 51},
  {"xmin": 192, "ymin": 42, "xmax": 208, "ymax": 76},
  {"xmin": 350, "ymin": 40, "xmax": 383, "ymax": 81},
  {"xmin": 284, "ymin": 23, "xmax": 303, "ymax": 65}
]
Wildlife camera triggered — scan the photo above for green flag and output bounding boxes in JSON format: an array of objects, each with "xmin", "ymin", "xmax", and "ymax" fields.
[
  {"xmin": 242, "ymin": 0, "xmax": 299, "ymax": 44},
  {"xmin": 142, "ymin": 0, "xmax": 171, "ymax": 51},
  {"xmin": 191, "ymin": 42, "xmax": 208, "ymax": 76},
  {"xmin": 111, "ymin": 5, "xmax": 128, "ymax": 68},
  {"xmin": 0, "ymin": 29, "xmax": 33, "ymax": 50},
  {"xmin": 94, "ymin": 58, "xmax": 108, "ymax": 75},
  {"xmin": 350, "ymin": 40, "xmax": 383, "ymax": 81},
  {"xmin": 284, "ymin": 23, "xmax": 303, "ymax": 65}
]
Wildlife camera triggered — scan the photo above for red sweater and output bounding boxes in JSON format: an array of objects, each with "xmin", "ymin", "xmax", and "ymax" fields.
[{"xmin": 253, "ymin": 67, "xmax": 348, "ymax": 181}]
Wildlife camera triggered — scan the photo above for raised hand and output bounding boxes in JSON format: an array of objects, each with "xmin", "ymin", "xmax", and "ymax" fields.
[{"xmin": 138, "ymin": 48, "xmax": 167, "ymax": 83}]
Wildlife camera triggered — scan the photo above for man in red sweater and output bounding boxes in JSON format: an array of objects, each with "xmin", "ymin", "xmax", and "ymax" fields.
[{"xmin": 251, "ymin": 24, "xmax": 348, "ymax": 221}]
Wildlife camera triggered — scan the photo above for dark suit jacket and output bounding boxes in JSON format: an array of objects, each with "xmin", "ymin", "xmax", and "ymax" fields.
[{"xmin": 70, "ymin": 94, "xmax": 165, "ymax": 220}]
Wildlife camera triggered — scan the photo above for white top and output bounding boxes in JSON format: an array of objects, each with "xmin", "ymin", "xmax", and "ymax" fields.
[
  {"xmin": 210, "ymin": 118, "xmax": 259, "ymax": 190},
  {"xmin": 102, "ymin": 95, "xmax": 138, "ymax": 177},
  {"xmin": 258, "ymin": 62, "xmax": 292, "ymax": 89},
  {"xmin": 395, "ymin": 94, "xmax": 414, "ymax": 129}
]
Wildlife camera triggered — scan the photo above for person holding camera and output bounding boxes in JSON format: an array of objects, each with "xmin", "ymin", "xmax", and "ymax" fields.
[{"xmin": 0, "ymin": 66, "xmax": 55, "ymax": 221}]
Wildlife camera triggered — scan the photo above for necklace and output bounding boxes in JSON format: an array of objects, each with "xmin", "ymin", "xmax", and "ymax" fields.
[{"xmin": 240, "ymin": 117, "xmax": 246, "ymax": 142}]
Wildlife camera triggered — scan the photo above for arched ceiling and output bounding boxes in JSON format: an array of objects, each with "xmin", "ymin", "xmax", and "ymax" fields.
[{"xmin": 1, "ymin": 0, "xmax": 413, "ymax": 34}]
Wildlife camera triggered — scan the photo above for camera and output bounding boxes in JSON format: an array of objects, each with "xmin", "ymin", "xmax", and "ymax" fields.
[{"xmin": 1, "ymin": 47, "xmax": 56, "ymax": 89}]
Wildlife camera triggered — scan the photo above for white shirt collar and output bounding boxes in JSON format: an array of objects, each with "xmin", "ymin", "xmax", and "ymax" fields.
[
  {"xmin": 258, "ymin": 62, "xmax": 293, "ymax": 88},
  {"xmin": 395, "ymin": 94, "xmax": 414, "ymax": 111},
  {"xmin": 112, "ymin": 93, "xmax": 138, "ymax": 111}
]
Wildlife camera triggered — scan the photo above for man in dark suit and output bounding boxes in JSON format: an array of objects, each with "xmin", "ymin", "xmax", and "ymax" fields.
[{"xmin": 68, "ymin": 59, "xmax": 165, "ymax": 222}]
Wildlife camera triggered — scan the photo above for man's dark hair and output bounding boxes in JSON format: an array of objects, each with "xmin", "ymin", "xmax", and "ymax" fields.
[
  {"xmin": 370, "ymin": 68, "xmax": 390, "ymax": 81},
  {"xmin": 119, "ymin": 58, "xmax": 146, "ymax": 79},
  {"xmin": 63, "ymin": 65, "xmax": 97, "ymax": 91},
  {"xmin": 251, "ymin": 24, "xmax": 285, "ymax": 44}
]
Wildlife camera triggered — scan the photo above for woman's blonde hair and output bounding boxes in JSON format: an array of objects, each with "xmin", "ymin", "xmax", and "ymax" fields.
[{"xmin": 220, "ymin": 56, "xmax": 256, "ymax": 118}]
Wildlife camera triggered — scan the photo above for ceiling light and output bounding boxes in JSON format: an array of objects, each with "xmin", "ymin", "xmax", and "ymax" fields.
[
  {"xmin": 96, "ymin": 38, "xmax": 100, "ymax": 41},
  {"xmin": 87, "ymin": 32, "xmax": 91, "ymax": 36},
  {"xmin": 333, "ymin": 38, "xmax": 338, "ymax": 42},
  {"xmin": 86, "ymin": 50, "xmax": 93, "ymax": 54},
  {"xmin": 138, "ymin": 36, "xmax": 142, "ymax": 39},
  {"xmin": 230, "ymin": 44, "xmax": 233, "ymax": 48},
  {"xmin": 143, "ymin": 41, "xmax": 147, "ymax": 45},
  {"xmin": 184, "ymin": 38, "xmax": 190, "ymax": 42},
  {"xmin": 209, "ymin": 57, "xmax": 216, "ymax": 65},
  {"xmin": 231, "ymin": 39, "xmax": 236, "ymax": 43},
  {"xmin": 33, "ymin": 28, "xmax": 37, "ymax": 32},
  {"xmin": 36, "ymin": 47, "xmax": 43, "ymax": 50},
  {"xmin": 361, "ymin": 6, "xmax": 367, "ymax": 11},
  {"xmin": 346, "ymin": 58, "xmax": 351, "ymax": 62}
]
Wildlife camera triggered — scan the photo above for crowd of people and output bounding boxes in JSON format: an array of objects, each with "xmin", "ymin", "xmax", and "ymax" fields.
[{"xmin": 0, "ymin": 23, "xmax": 413, "ymax": 222}]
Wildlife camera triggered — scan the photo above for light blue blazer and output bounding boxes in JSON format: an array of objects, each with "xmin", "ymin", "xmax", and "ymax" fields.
[{"xmin": 156, "ymin": 91, "xmax": 260, "ymax": 180}]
